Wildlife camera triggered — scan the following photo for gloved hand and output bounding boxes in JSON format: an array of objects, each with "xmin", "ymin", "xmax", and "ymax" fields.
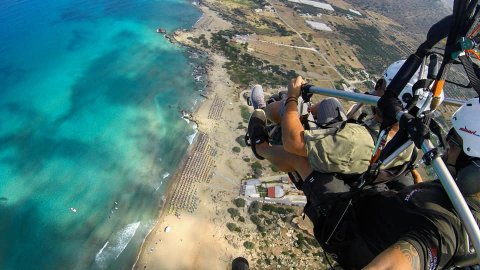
[
  {"xmin": 400, "ymin": 113, "xmax": 430, "ymax": 148},
  {"xmin": 377, "ymin": 90, "xmax": 403, "ymax": 128}
]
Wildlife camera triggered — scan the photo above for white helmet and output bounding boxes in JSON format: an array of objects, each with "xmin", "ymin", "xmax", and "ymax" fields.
[
  {"xmin": 451, "ymin": 97, "xmax": 480, "ymax": 158},
  {"xmin": 383, "ymin": 60, "xmax": 444, "ymax": 110}
]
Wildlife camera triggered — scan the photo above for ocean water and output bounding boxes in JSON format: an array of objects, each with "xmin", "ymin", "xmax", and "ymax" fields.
[{"xmin": 0, "ymin": 1, "xmax": 204, "ymax": 269}]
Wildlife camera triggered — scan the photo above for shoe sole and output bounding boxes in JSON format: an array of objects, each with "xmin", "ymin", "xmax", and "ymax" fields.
[{"xmin": 246, "ymin": 109, "xmax": 267, "ymax": 160}]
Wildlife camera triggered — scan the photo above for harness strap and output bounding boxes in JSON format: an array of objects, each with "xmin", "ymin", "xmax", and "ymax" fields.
[{"xmin": 459, "ymin": 54, "xmax": 480, "ymax": 96}]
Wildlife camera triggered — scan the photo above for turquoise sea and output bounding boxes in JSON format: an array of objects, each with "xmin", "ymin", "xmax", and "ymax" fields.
[{"xmin": 0, "ymin": 1, "xmax": 204, "ymax": 269}]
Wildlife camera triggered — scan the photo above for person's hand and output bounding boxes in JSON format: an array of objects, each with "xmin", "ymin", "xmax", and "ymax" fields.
[
  {"xmin": 287, "ymin": 76, "xmax": 305, "ymax": 98},
  {"xmin": 377, "ymin": 90, "xmax": 403, "ymax": 128},
  {"xmin": 373, "ymin": 88, "xmax": 385, "ymax": 97},
  {"xmin": 400, "ymin": 114, "xmax": 430, "ymax": 148}
]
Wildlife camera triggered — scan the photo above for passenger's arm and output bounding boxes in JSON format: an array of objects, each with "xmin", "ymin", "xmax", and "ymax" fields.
[
  {"xmin": 282, "ymin": 76, "xmax": 307, "ymax": 157},
  {"xmin": 363, "ymin": 240, "xmax": 421, "ymax": 270},
  {"xmin": 346, "ymin": 102, "xmax": 364, "ymax": 119}
]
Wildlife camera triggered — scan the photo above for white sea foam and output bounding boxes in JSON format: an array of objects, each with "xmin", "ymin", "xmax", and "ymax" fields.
[
  {"xmin": 187, "ymin": 132, "xmax": 197, "ymax": 144},
  {"xmin": 187, "ymin": 123, "xmax": 198, "ymax": 144},
  {"xmin": 95, "ymin": 241, "xmax": 109, "ymax": 262},
  {"xmin": 193, "ymin": 13, "xmax": 204, "ymax": 28},
  {"xmin": 94, "ymin": 222, "xmax": 141, "ymax": 269},
  {"xmin": 162, "ymin": 172, "xmax": 170, "ymax": 179},
  {"xmin": 131, "ymin": 220, "xmax": 159, "ymax": 269}
]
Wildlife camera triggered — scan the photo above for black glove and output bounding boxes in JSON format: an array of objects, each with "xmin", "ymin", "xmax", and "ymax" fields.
[
  {"xmin": 301, "ymin": 83, "xmax": 313, "ymax": 103},
  {"xmin": 400, "ymin": 113, "xmax": 430, "ymax": 148},
  {"xmin": 377, "ymin": 91, "xmax": 403, "ymax": 128}
]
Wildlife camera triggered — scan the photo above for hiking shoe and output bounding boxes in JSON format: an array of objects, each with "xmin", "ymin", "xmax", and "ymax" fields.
[
  {"xmin": 245, "ymin": 109, "xmax": 269, "ymax": 160},
  {"xmin": 251, "ymin": 85, "xmax": 266, "ymax": 109}
]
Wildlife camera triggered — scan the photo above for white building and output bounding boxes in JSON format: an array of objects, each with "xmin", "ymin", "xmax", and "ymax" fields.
[
  {"xmin": 246, "ymin": 179, "xmax": 261, "ymax": 186},
  {"xmin": 244, "ymin": 184, "xmax": 260, "ymax": 198},
  {"xmin": 267, "ymin": 186, "xmax": 285, "ymax": 198}
]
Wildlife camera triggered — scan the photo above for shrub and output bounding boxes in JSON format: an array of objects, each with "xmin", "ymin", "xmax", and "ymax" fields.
[
  {"xmin": 248, "ymin": 201, "xmax": 260, "ymax": 214},
  {"xmin": 251, "ymin": 161, "xmax": 262, "ymax": 170},
  {"xmin": 233, "ymin": 198, "xmax": 246, "ymax": 207},
  {"xmin": 232, "ymin": 146, "xmax": 241, "ymax": 153},
  {"xmin": 227, "ymin": 222, "xmax": 241, "ymax": 232},
  {"xmin": 251, "ymin": 161, "xmax": 263, "ymax": 176},
  {"xmin": 236, "ymin": 135, "xmax": 247, "ymax": 147},
  {"xmin": 269, "ymin": 164, "xmax": 279, "ymax": 172},
  {"xmin": 261, "ymin": 204, "xmax": 293, "ymax": 215},
  {"xmin": 243, "ymin": 241, "xmax": 255, "ymax": 250},
  {"xmin": 240, "ymin": 106, "xmax": 250, "ymax": 123},
  {"xmin": 238, "ymin": 216, "xmax": 245, "ymax": 222},
  {"xmin": 306, "ymin": 237, "xmax": 320, "ymax": 247},
  {"xmin": 228, "ymin": 208, "xmax": 240, "ymax": 219},
  {"xmin": 250, "ymin": 214, "xmax": 261, "ymax": 226},
  {"xmin": 201, "ymin": 39, "xmax": 209, "ymax": 48},
  {"xmin": 227, "ymin": 223, "xmax": 237, "ymax": 232}
]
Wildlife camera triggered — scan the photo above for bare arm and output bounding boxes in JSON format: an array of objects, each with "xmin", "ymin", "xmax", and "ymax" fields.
[
  {"xmin": 363, "ymin": 240, "xmax": 421, "ymax": 270},
  {"xmin": 282, "ymin": 76, "xmax": 307, "ymax": 157},
  {"xmin": 346, "ymin": 103, "xmax": 364, "ymax": 119}
]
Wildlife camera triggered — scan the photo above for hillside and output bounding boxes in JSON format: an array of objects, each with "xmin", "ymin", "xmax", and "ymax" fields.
[{"xmin": 343, "ymin": 0, "xmax": 451, "ymax": 41}]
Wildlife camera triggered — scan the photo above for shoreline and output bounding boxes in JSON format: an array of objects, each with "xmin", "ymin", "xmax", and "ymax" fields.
[
  {"xmin": 131, "ymin": 133, "xmax": 198, "ymax": 269},
  {"xmin": 132, "ymin": 5, "xmax": 216, "ymax": 267},
  {"xmin": 132, "ymin": 3, "xmax": 246, "ymax": 269},
  {"xmin": 133, "ymin": 2, "xmax": 326, "ymax": 269}
]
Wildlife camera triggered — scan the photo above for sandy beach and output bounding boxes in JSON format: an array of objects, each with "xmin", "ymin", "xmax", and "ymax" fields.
[{"xmin": 133, "ymin": 5, "xmax": 255, "ymax": 269}]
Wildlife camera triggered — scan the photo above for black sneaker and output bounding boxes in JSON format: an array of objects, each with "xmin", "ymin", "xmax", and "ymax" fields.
[{"xmin": 245, "ymin": 109, "xmax": 269, "ymax": 160}]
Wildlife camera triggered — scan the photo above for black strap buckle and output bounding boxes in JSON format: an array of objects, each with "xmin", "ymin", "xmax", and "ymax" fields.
[
  {"xmin": 356, "ymin": 163, "xmax": 380, "ymax": 188},
  {"xmin": 422, "ymin": 147, "xmax": 441, "ymax": 166}
]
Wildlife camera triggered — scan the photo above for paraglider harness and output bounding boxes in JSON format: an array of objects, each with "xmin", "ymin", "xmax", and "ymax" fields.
[{"xmin": 297, "ymin": 0, "xmax": 480, "ymax": 267}]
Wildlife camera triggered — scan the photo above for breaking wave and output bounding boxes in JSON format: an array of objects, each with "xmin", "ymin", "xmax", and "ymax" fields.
[
  {"xmin": 187, "ymin": 123, "xmax": 198, "ymax": 144},
  {"xmin": 94, "ymin": 222, "xmax": 141, "ymax": 269}
]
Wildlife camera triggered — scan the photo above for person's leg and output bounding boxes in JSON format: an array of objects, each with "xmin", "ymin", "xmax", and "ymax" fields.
[
  {"xmin": 250, "ymin": 85, "xmax": 267, "ymax": 109},
  {"xmin": 255, "ymin": 142, "xmax": 312, "ymax": 178},
  {"xmin": 256, "ymin": 141, "xmax": 351, "ymax": 195},
  {"xmin": 251, "ymin": 86, "xmax": 307, "ymax": 125},
  {"xmin": 264, "ymin": 100, "xmax": 283, "ymax": 124},
  {"xmin": 250, "ymin": 84, "xmax": 284, "ymax": 124}
]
